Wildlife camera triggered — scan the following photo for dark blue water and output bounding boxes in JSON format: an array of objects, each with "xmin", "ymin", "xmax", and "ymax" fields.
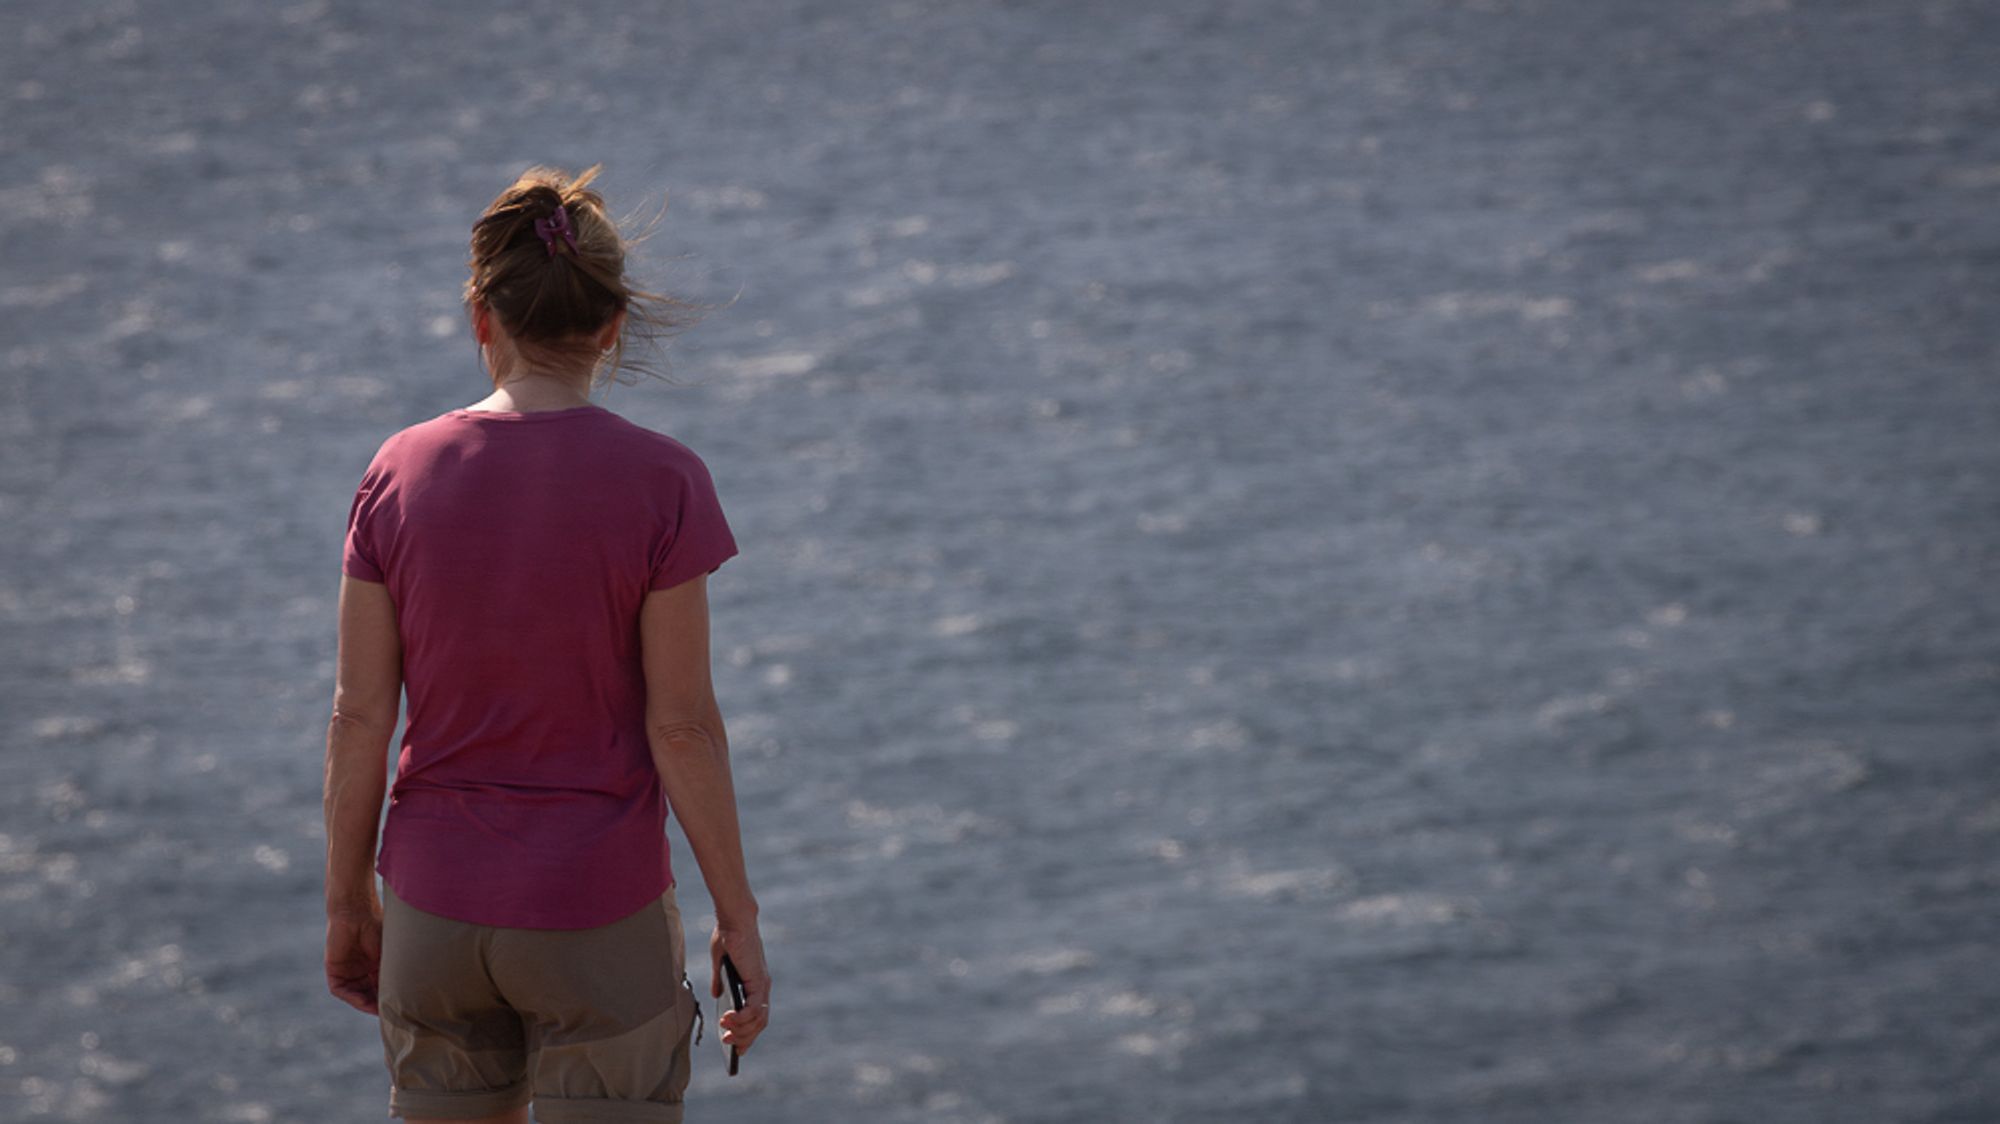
[{"xmin": 2, "ymin": 1, "xmax": 1997, "ymax": 1120}]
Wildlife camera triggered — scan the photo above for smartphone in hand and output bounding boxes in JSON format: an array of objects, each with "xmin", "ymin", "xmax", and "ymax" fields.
[{"xmin": 720, "ymin": 954, "xmax": 747, "ymax": 1076}]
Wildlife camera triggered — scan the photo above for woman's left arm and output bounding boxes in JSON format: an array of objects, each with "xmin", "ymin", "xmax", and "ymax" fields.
[{"xmin": 322, "ymin": 574, "xmax": 402, "ymax": 1014}]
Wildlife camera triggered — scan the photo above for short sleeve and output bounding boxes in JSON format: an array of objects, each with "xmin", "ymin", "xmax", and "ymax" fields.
[
  {"xmin": 342, "ymin": 465, "xmax": 386, "ymax": 583},
  {"xmin": 648, "ymin": 456, "xmax": 739, "ymax": 592}
]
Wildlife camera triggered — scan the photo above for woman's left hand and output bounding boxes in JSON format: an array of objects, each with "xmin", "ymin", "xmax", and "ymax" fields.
[{"xmin": 326, "ymin": 904, "xmax": 383, "ymax": 1015}]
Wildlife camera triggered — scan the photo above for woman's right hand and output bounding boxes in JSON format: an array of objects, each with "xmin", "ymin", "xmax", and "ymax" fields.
[{"xmin": 710, "ymin": 921, "xmax": 771, "ymax": 1053}]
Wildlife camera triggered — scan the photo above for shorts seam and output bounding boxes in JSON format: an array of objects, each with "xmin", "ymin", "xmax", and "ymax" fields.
[
  {"xmin": 532, "ymin": 1094, "xmax": 685, "ymax": 1123},
  {"xmin": 389, "ymin": 1075, "xmax": 532, "ymax": 1119}
]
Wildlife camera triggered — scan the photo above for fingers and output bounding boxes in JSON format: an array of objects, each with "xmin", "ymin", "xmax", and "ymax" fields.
[
  {"xmin": 326, "ymin": 916, "xmax": 383, "ymax": 1015},
  {"xmin": 707, "ymin": 923, "xmax": 771, "ymax": 1051},
  {"xmin": 327, "ymin": 974, "xmax": 379, "ymax": 1015},
  {"xmin": 334, "ymin": 988, "xmax": 379, "ymax": 1015},
  {"xmin": 719, "ymin": 1010, "xmax": 765, "ymax": 1052},
  {"xmin": 719, "ymin": 975, "xmax": 771, "ymax": 1052},
  {"xmin": 326, "ymin": 919, "xmax": 382, "ymax": 1017}
]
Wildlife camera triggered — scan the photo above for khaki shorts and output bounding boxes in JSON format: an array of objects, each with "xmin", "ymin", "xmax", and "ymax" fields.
[{"xmin": 378, "ymin": 880, "xmax": 700, "ymax": 1122}]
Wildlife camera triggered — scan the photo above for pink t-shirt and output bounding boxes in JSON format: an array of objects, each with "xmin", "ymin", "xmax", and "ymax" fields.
[{"xmin": 341, "ymin": 403, "xmax": 738, "ymax": 929}]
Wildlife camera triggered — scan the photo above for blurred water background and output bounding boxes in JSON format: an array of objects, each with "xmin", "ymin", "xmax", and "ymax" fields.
[{"xmin": 2, "ymin": 0, "xmax": 1998, "ymax": 1120}]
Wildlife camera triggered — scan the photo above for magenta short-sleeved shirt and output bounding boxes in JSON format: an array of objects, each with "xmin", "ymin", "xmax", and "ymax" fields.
[{"xmin": 341, "ymin": 404, "xmax": 738, "ymax": 929}]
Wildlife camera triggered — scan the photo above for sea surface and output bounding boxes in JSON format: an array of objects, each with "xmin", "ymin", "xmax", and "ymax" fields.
[{"xmin": 2, "ymin": 1, "xmax": 1997, "ymax": 1120}]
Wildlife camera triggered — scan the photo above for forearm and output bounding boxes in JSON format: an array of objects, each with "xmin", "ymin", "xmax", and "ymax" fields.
[
  {"xmin": 648, "ymin": 710, "xmax": 759, "ymax": 925},
  {"xmin": 323, "ymin": 711, "xmax": 391, "ymax": 915}
]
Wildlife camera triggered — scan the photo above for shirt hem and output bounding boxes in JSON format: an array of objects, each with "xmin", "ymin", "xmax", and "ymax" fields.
[{"xmin": 376, "ymin": 857, "xmax": 675, "ymax": 931}]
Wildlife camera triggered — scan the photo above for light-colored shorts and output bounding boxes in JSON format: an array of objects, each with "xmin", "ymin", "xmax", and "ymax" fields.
[{"xmin": 378, "ymin": 880, "xmax": 700, "ymax": 1122}]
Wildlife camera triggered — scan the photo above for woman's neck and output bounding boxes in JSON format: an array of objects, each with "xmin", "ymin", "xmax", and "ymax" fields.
[{"xmin": 469, "ymin": 370, "xmax": 595, "ymax": 412}]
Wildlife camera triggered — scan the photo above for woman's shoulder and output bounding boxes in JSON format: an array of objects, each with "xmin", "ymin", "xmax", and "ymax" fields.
[
  {"xmin": 593, "ymin": 410, "xmax": 720, "ymax": 473},
  {"xmin": 359, "ymin": 413, "xmax": 457, "ymax": 468}
]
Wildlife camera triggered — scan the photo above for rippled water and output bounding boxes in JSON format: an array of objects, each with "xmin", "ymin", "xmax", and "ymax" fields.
[{"xmin": 3, "ymin": 1, "xmax": 1998, "ymax": 1121}]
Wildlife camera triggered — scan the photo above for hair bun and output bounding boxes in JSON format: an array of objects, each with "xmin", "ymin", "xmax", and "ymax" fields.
[
  {"xmin": 464, "ymin": 163, "xmax": 712, "ymax": 387},
  {"xmin": 520, "ymin": 183, "xmax": 566, "ymax": 215}
]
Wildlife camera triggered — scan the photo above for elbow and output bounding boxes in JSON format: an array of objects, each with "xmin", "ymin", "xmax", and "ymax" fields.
[
  {"xmin": 328, "ymin": 703, "xmax": 394, "ymax": 741},
  {"xmin": 647, "ymin": 716, "xmax": 723, "ymax": 755}
]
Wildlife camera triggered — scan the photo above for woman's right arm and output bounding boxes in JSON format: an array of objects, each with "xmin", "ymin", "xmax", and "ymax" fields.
[{"xmin": 640, "ymin": 573, "xmax": 771, "ymax": 1053}]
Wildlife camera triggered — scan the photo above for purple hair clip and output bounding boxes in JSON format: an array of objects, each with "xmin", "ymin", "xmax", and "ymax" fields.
[{"xmin": 534, "ymin": 203, "xmax": 578, "ymax": 256}]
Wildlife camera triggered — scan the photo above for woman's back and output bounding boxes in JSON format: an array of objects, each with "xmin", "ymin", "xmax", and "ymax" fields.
[{"xmin": 343, "ymin": 402, "xmax": 737, "ymax": 929}]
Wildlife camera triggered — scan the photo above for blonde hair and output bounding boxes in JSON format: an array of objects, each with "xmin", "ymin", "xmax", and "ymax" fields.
[{"xmin": 463, "ymin": 164, "xmax": 713, "ymax": 387}]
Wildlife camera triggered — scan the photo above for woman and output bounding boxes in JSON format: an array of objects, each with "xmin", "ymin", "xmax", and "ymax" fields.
[{"xmin": 322, "ymin": 164, "xmax": 771, "ymax": 1124}]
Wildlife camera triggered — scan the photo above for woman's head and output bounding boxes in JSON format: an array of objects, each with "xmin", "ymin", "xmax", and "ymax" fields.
[{"xmin": 464, "ymin": 164, "xmax": 707, "ymax": 388}]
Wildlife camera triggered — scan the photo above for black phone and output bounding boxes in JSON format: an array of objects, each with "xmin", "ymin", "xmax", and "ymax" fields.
[{"xmin": 720, "ymin": 954, "xmax": 746, "ymax": 1076}]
